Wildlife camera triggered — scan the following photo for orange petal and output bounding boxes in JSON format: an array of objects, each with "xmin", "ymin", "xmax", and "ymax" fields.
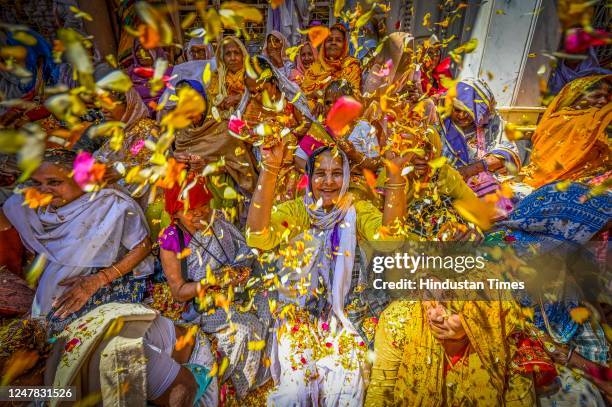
[
  {"xmin": 326, "ymin": 96, "xmax": 363, "ymax": 137},
  {"xmin": 308, "ymin": 26, "xmax": 330, "ymax": 49},
  {"xmin": 570, "ymin": 306, "xmax": 590, "ymax": 324}
]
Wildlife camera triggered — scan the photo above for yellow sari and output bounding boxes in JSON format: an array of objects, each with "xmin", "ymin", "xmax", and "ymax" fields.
[
  {"xmin": 365, "ymin": 300, "xmax": 535, "ymax": 406},
  {"xmin": 301, "ymin": 24, "xmax": 362, "ymax": 98},
  {"xmin": 522, "ymin": 75, "xmax": 611, "ymax": 188}
]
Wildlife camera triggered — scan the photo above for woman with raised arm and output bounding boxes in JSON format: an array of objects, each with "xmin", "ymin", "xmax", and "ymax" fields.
[{"xmin": 246, "ymin": 141, "xmax": 409, "ymax": 406}]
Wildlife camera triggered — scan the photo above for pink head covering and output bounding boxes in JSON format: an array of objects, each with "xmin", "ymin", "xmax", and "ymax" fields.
[{"xmin": 296, "ymin": 41, "xmax": 318, "ymax": 74}]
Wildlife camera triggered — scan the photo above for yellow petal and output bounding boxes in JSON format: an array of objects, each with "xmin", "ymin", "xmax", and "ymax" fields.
[
  {"xmin": 96, "ymin": 70, "xmax": 133, "ymax": 93},
  {"xmin": 569, "ymin": 306, "xmax": 590, "ymax": 324},
  {"xmin": 427, "ymin": 156, "xmax": 447, "ymax": 169},
  {"xmin": 25, "ymin": 253, "xmax": 47, "ymax": 288},
  {"xmin": 203, "ymin": 62, "xmax": 212, "ymax": 86},
  {"xmin": 247, "ymin": 340, "xmax": 266, "ymax": 351}
]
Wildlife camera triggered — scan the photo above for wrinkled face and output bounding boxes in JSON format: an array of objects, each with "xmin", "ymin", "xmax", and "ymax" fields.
[
  {"xmin": 136, "ymin": 48, "xmax": 154, "ymax": 67},
  {"xmin": 266, "ymin": 34, "xmax": 283, "ymax": 54},
  {"xmin": 450, "ymin": 105, "xmax": 473, "ymax": 129},
  {"xmin": 311, "ymin": 151, "xmax": 344, "ymax": 210},
  {"xmin": 190, "ymin": 45, "xmax": 209, "ymax": 61},
  {"xmin": 30, "ymin": 163, "xmax": 84, "ymax": 208},
  {"xmin": 175, "ymin": 204, "xmax": 212, "ymax": 231},
  {"xmin": 574, "ymin": 82, "xmax": 611, "ymax": 109},
  {"xmin": 299, "ymin": 44, "xmax": 315, "ymax": 69},
  {"xmin": 223, "ymin": 41, "xmax": 244, "ymax": 73},
  {"xmin": 324, "ymin": 28, "xmax": 345, "ymax": 60}
]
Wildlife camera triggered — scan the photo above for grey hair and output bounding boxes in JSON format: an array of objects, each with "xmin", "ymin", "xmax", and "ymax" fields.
[{"xmin": 42, "ymin": 149, "xmax": 77, "ymax": 170}]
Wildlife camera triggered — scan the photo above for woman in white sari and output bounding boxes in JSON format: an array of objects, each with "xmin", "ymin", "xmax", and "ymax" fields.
[
  {"xmin": 246, "ymin": 143, "xmax": 410, "ymax": 406},
  {"xmin": 1, "ymin": 149, "xmax": 153, "ymax": 335}
]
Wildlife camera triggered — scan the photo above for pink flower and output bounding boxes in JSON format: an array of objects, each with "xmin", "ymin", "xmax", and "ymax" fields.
[
  {"xmin": 300, "ymin": 357, "xmax": 307, "ymax": 365},
  {"xmin": 73, "ymin": 151, "xmax": 106, "ymax": 189},
  {"xmin": 564, "ymin": 28, "xmax": 610, "ymax": 54},
  {"xmin": 325, "ymin": 342, "xmax": 333, "ymax": 348},
  {"xmin": 321, "ymin": 322, "xmax": 330, "ymax": 331},
  {"xmin": 228, "ymin": 116, "xmax": 246, "ymax": 136},
  {"xmin": 130, "ymin": 139, "xmax": 145, "ymax": 156},
  {"xmin": 73, "ymin": 152, "xmax": 94, "ymax": 189}
]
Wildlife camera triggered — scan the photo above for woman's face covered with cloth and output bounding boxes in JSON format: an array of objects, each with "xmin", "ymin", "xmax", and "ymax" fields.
[
  {"xmin": 29, "ymin": 154, "xmax": 84, "ymax": 208},
  {"xmin": 309, "ymin": 149, "xmax": 345, "ymax": 210},
  {"xmin": 164, "ymin": 176, "xmax": 213, "ymax": 233},
  {"xmin": 572, "ymin": 78, "xmax": 611, "ymax": 109}
]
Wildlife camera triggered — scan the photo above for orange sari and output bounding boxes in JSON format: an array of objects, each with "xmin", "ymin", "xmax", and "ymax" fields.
[
  {"xmin": 522, "ymin": 75, "xmax": 611, "ymax": 188},
  {"xmin": 301, "ymin": 24, "xmax": 361, "ymax": 98}
]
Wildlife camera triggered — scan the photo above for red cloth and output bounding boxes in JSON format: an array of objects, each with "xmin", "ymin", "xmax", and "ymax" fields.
[
  {"xmin": 164, "ymin": 176, "xmax": 212, "ymax": 216},
  {"xmin": 0, "ymin": 227, "xmax": 24, "ymax": 276}
]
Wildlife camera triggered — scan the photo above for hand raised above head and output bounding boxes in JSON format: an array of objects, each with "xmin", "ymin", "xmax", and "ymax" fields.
[{"xmin": 260, "ymin": 139, "xmax": 286, "ymax": 169}]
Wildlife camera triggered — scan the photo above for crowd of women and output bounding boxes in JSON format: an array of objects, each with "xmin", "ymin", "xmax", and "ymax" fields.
[{"xmin": 0, "ymin": 6, "xmax": 610, "ymax": 407}]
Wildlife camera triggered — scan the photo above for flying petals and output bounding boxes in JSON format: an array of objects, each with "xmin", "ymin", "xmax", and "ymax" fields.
[
  {"xmin": 23, "ymin": 187, "xmax": 52, "ymax": 209},
  {"xmin": 308, "ymin": 26, "xmax": 330, "ymax": 48},
  {"xmin": 326, "ymin": 96, "xmax": 363, "ymax": 137}
]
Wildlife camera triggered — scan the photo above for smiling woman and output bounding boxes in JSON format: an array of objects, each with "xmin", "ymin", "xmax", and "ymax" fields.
[
  {"xmin": 301, "ymin": 23, "xmax": 362, "ymax": 105},
  {"xmin": 246, "ymin": 143, "xmax": 410, "ymax": 405},
  {"xmin": 1, "ymin": 149, "xmax": 153, "ymax": 335}
]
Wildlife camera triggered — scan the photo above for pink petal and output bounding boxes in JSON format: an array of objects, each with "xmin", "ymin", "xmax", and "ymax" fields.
[
  {"xmin": 130, "ymin": 139, "xmax": 145, "ymax": 155},
  {"xmin": 73, "ymin": 152, "xmax": 94, "ymax": 188},
  {"xmin": 326, "ymin": 96, "xmax": 363, "ymax": 137},
  {"xmin": 228, "ymin": 117, "xmax": 246, "ymax": 136}
]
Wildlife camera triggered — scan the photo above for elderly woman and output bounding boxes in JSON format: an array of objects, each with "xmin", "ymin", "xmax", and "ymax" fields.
[
  {"xmin": 488, "ymin": 182, "xmax": 612, "ymax": 406},
  {"xmin": 441, "ymin": 78, "xmax": 520, "ymax": 218},
  {"xmin": 365, "ymin": 299, "xmax": 536, "ymax": 406},
  {"xmin": 418, "ymin": 34, "xmax": 453, "ymax": 97},
  {"xmin": 521, "ymin": 75, "xmax": 611, "ymax": 188},
  {"xmin": 289, "ymin": 41, "xmax": 318, "ymax": 85},
  {"xmin": 157, "ymin": 175, "xmax": 271, "ymax": 399},
  {"xmin": 156, "ymin": 37, "xmax": 216, "ymax": 120},
  {"xmin": 302, "ymin": 23, "xmax": 362, "ymax": 110},
  {"xmin": 246, "ymin": 142, "xmax": 409, "ymax": 406},
  {"xmin": 1, "ymin": 149, "xmax": 153, "ymax": 335},
  {"xmin": 236, "ymin": 55, "xmax": 314, "ymax": 202},
  {"xmin": 263, "ymin": 31, "xmax": 294, "ymax": 79},
  {"xmin": 172, "ymin": 38, "xmax": 259, "ymax": 198}
]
